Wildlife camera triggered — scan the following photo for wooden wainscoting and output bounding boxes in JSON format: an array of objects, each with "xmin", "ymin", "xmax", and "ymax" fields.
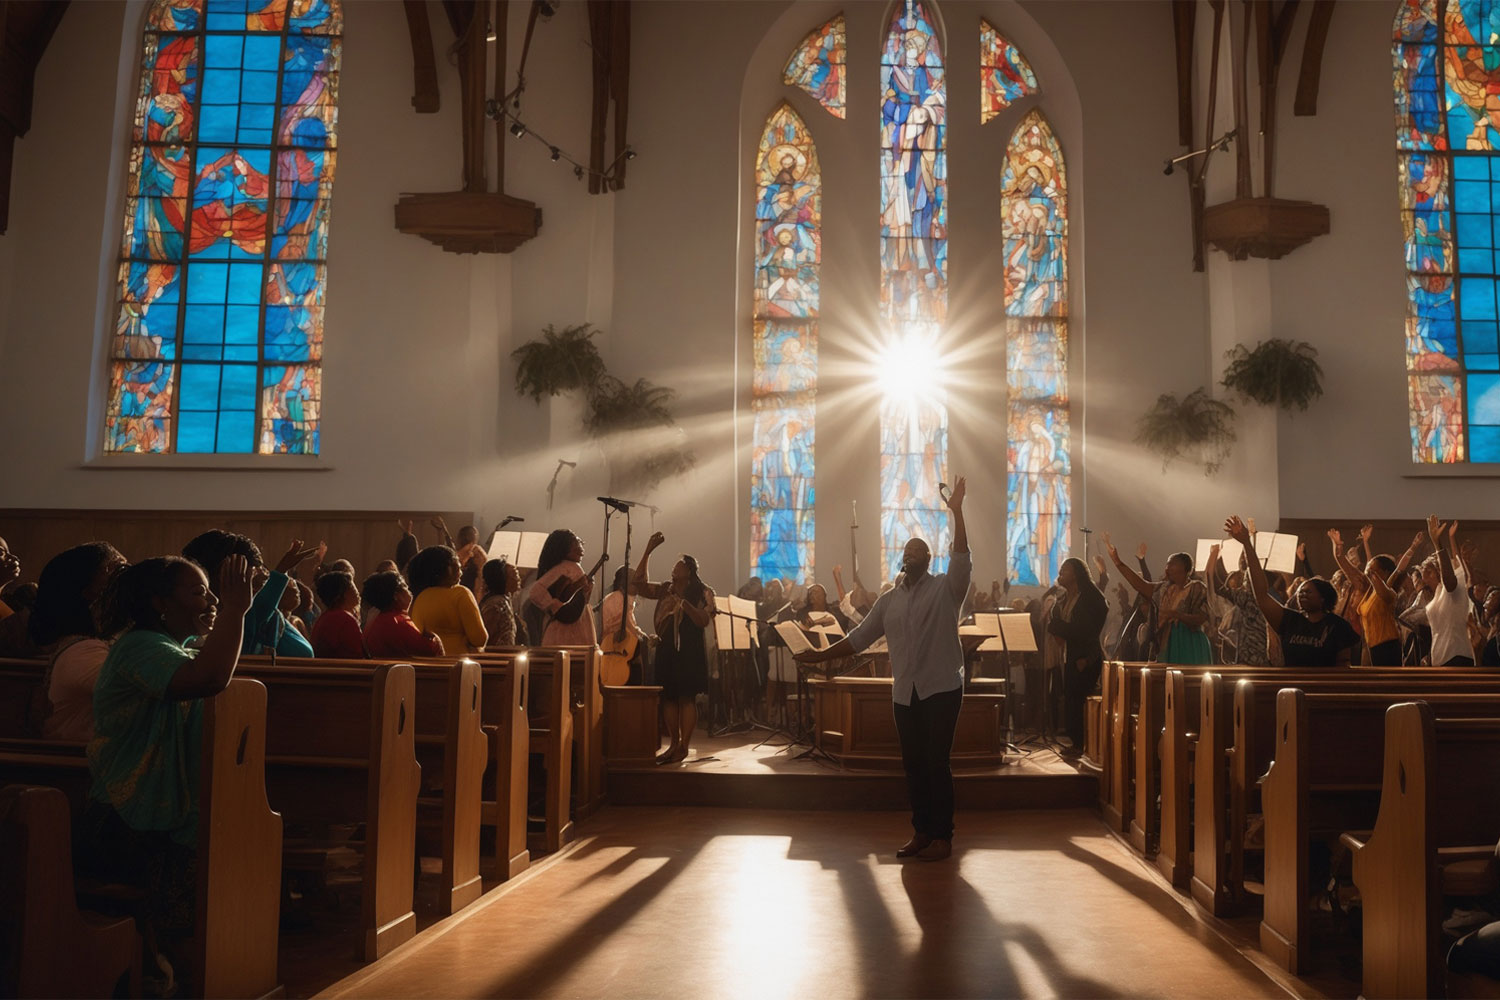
[{"xmin": 0, "ymin": 509, "xmax": 474, "ymax": 581}]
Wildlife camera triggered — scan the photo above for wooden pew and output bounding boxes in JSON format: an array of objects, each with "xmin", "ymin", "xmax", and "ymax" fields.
[
  {"xmin": 234, "ymin": 661, "xmax": 419, "ymax": 961},
  {"xmin": 492, "ymin": 645, "xmax": 605, "ymax": 820},
  {"xmin": 425, "ymin": 651, "xmax": 529, "ymax": 881},
  {"xmin": 1188, "ymin": 671, "xmax": 1500, "ymax": 917},
  {"xmin": 0, "ymin": 784, "xmax": 141, "ymax": 999},
  {"xmin": 522, "ymin": 650, "xmax": 575, "ymax": 852},
  {"xmin": 0, "ymin": 671, "xmax": 283, "ymax": 998},
  {"xmin": 1343, "ymin": 703, "xmax": 1500, "ymax": 999},
  {"xmin": 242, "ymin": 655, "xmax": 487, "ymax": 916},
  {"xmin": 1258, "ymin": 689, "xmax": 1500, "ymax": 976}
]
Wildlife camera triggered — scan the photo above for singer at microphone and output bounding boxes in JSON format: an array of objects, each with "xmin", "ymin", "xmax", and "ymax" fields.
[{"xmin": 794, "ymin": 477, "xmax": 971, "ymax": 862}]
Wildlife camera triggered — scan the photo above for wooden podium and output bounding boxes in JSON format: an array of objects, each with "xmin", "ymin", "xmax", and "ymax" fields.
[{"xmin": 808, "ymin": 677, "xmax": 1006, "ymax": 769}]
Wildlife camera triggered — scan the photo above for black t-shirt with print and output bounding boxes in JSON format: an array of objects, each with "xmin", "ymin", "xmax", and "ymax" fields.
[{"xmin": 1278, "ymin": 608, "xmax": 1360, "ymax": 667}]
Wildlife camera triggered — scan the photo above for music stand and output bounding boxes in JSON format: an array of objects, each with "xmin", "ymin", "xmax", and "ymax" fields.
[
  {"xmin": 709, "ymin": 596, "xmax": 769, "ymax": 737},
  {"xmin": 984, "ymin": 612, "xmax": 1038, "ymax": 752}
]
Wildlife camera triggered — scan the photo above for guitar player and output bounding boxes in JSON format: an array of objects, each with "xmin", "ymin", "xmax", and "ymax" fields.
[
  {"xmin": 601, "ymin": 565, "xmax": 650, "ymax": 684},
  {"xmin": 528, "ymin": 528, "xmax": 608, "ymax": 646}
]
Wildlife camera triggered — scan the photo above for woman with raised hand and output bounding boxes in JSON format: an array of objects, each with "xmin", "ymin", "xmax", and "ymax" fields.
[
  {"xmin": 1225, "ymin": 515, "xmax": 1358, "ymax": 667},
  {"xmin": 1427, "ymin": 516, "xmax": 1476, "ymax": 666},
  {"xmin": 1104, "ymin": 533, "xmax": 1211, "ymax": 664},
  {"xmin": 1331, "ymin": 526, "xmax": 1424, "ymax": 666},
  {"xmin": 181, "ymin": 530, "xmax": 318, "ymax": 657},
  {"xmin": 632, "ymin": 531, "xmax": 715, "ymax": 765}
]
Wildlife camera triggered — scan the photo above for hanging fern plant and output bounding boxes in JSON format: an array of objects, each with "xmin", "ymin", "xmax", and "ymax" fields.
[
  {"xmin": 1220, "ymin": 338, "xmax": 1325, "ymax": 412},
  {"xmin": 511, "ymin": 323, "xmax": 608, "ymax": 403},
  {"xmin": 1135, "ymin": 387, "xmax": 1237, "ymax": 475}
]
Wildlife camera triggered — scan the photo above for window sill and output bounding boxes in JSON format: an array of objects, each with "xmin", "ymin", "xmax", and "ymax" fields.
[
  {"xmin": 82, "ymin": 454, "xmax": 332, "ymax": 472},
  {"xmin": 1401, "ymin": 463, "xmax": 1500, "ymax": 479}
]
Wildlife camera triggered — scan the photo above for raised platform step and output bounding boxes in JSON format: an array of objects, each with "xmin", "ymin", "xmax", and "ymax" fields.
[{"xmin": 606, "ymin": 734, "xmax": 1097, "ymax": 811}]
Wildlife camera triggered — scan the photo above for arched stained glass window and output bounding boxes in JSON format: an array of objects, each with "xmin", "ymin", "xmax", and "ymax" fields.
[
  {"xmin": 750, "ymin": 103, "xmax": 821, "ymax": 584},
  {"xmin": 1002, "ymin": 110, "xmax": 1069, "ymax": 586},
  {"xmin": 107, "ymin": 0, "xmax": 341, "ymax": 455},
  {"xmin": 783, "ymin": 14, "xmax": 846, "ymax": 119},
  {"xmin": 1391, "ymin": 0, "xmax": 1500, "ymax": 463},
  {"xmin": 979, "ymin": 18, "xmax": 1037, "ymax": 124},
  {"xmin": 878, "ymin": 0, "xmax": 950, "ymax": 582}
]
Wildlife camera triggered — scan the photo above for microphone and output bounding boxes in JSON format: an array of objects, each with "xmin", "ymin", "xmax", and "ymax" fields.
[
  {"xmin": 560, "ymin": 460, "xmax": 577, "ymax": 468},
  {"xmin": 597, "ymin": 496, "xmax": 630, "ymax": 512}
]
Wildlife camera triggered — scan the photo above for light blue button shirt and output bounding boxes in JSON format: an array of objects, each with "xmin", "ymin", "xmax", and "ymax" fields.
[{"xmin": 845, "ymin": 550, "xmax": 971, "ymax": 706}]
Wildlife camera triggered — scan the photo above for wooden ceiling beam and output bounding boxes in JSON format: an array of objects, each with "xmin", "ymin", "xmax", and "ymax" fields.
[
  {"xmin": 1294, "ymin": 0, "xmax": 1336, "ymax": 116},
  {"xmin": 1172, "ymin": 0, "xmax": 1196, "ymax": 147},
  {"xmin": 402, "ymin": 0, "xmax": 440, "ymax": 113},
  {"xmin": 0, "ymin": 0, "xmax": 68, "ymax": 234}
]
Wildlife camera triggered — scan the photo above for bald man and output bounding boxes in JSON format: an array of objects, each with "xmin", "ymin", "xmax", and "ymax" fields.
[{"xmin": 796, "ymin": 478, "xmax": 970, "ymax": 861}]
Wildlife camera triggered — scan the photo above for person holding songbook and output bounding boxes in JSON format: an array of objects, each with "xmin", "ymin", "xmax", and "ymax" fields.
[
  {"xmin": 793, "ymin": 478, "xmax": 970, "ymax": 863},
  {"xmin": 632, "ymin": 532, "xmax": 715, "ymax": 765}
]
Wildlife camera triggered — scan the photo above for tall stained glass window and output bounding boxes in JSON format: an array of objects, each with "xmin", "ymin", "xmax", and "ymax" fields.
[
  {"xmin": 783, "ymin": 14, "xmax": 846, "ymax": 119},
  {"xmin": 107, "ymin": 0, "xmax": 340, "ymax": 455},
  {"xmin": 980, "ymin": 18, "xmax": 1037, "ymax": 124},
  {"xmin": 1392, "ymin": 0, "xmax": 1500, "ymax": 462},
  {"xmin": 1002, "ymin": 111, "xmax": 1070, "ymax": 586},
  {"xmin": 878, "ymin": 0, "xmax": 950, "ymax": 582},
  {"xmin": 750, "ymin": 103, "xmax": 821, "ymax": 584}
]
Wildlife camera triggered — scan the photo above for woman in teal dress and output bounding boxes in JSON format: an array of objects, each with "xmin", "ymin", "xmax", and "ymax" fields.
[
  {"xmin": 79, "ymin": 553, "xmax": 254, "ymax": 987},
  {"xmin": 1104, "ymin": 533, "xmax": 1213, "ymax": 664}
]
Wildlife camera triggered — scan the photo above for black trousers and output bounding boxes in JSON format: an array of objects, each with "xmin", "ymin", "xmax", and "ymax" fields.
[
  {"xmin": 893, "ymin": 686, "xmax": 963, "ymax": 841},
  {"xmin": 1063, "ymin": 655, "xmax": 1103, "ymax": 749}
]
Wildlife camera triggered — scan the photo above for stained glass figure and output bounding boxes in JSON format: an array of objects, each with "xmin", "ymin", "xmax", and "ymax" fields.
[
  {"xmin": 751, "ymin": 103, "xmax": 820, "ymax": 584},
  {"xmin": 783, "ymin": 14, "xmax": 846, "ymax": 119},
  {"xmin": 106, "ymin": 0, "xmax": 339, "ymax": 454},
  {"xmin": 1393, "ymin": 0, "xmax": 1500, "ymax": 461},
  {"xmin": 980, "ymin": 19, "xmax": 1037, "ymax": 124},
  {"xmin": 879, "ymin": 0, "xmax": 951, "ymax": 583},
  {"xmin": 1002, "ymin": 111, "xmax": 1070, "ymax": 586}
]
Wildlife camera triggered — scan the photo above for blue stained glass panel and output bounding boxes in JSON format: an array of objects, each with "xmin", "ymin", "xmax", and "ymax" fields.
[
  {"xmin": 782, "ymin": 14, "xmax": 846, "ymax": 119},
  {"xmin": 107, "ymin": 0, "xmax": 338, "ymax": 454}
]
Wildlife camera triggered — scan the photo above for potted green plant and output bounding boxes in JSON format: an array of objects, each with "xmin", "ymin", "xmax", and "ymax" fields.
[
  {"xmin": 1220, "ymin": 337, "xmax": 1324, "ymax": 412},
  {"xmin": 1135, "ymin": 387, "xmax": 1237, "ymax": 474},
  {"xmin": 511, "ymin": 323, "xmax": 607, "ymax": 403}
]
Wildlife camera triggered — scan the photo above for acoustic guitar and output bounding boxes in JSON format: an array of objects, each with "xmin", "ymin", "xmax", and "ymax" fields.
[
  {"xmin": 547, "ymin": 553, "xmax": 609, "ymax": 626},
  {"xmin": 600, "ymin": 520, "xmax": 636, "ymax": 686}
]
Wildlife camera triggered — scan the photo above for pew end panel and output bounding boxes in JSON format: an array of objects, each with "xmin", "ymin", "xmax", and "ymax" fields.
[
  {"xmin": 361, "ymin": 663, "xmax": 421, "ymax": 961},
  {"xmin": 198, "ymin": 678, "xmax": 284, "ymax": 1000},
  {"xmin": 439, "ymin": 660, "xmax": 487, "ymax": 915},
  {"xmin": 1156, "ymin": 670, "xmax": 1193, "ymax": 888}
]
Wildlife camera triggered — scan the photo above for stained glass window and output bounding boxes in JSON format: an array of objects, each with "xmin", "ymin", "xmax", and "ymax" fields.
[
  {"xmin": 1391, "ymin": 0, "xmax": 1500, "ymax": 462},
  {"xmin": 783, "ymin": 14, "xmax": 846, "ymax": 119},
  {"xmin": 1002, "ymin": 111, "xmax": 1070, "ymax": 586},
  {"xmin": 751, "ymin": 103, "xmax": 820, "ymax": 584},
  {"xmin": 107, "ymin": 0, "xmax": 340, "ymax": 455},
  {"xmin": 878, "ymin": 0, "xmax": 950, "ymax": 583},
  {"xmin": 980, "ymin": 18, "xmax": 1037, "ymax": 124}
]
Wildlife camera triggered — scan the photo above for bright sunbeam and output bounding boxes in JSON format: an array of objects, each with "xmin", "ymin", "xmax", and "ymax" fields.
[{"xmin": 873, "ymin": 324, "xmax": 949, "ymax": 412}]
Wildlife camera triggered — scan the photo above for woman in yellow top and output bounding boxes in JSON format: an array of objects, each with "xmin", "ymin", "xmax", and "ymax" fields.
[
  {"xmin": 1331, "ymin": 526, "xmax": 1424, "ymax": 666},
  {"xmin": 407, "ymin": 546, "xmax": 488, "ymax": 655}
]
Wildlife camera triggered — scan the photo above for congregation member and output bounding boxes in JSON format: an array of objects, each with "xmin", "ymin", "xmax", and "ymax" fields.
[
  {"xmin": 28, "ymin": 542, "xmax": 127, "ymax": 742},
  {"xmin": 310, "ymin": 570, "xmax": 365, "ymax": 658},
  {"xmin": 1225, "ymin": 516, "xmax": 1358, "ymax": 666},
  {"xmin": 80, "ymin": 554, "xmax": 255, "ymax": 991},
  {"xmin": 1046, "ymin": 556, "xmax": 1107, "ymax": 753},
  {"xmin": 631, "ymin": 531, "xmax": 716, "ymax": 765},
  {"xmin": 1205, "ymin": 543, "xmax": 1269, "ymax": 666},
  {"xmin": 1481, "ymin": 588, "xmax": 1500, "ymax": 667},
  {"xmin": 601, "ymin": 565, "xmax": 648, "ymax": 683},
  {"xmin": 408, "ymin": 545, "xmax": 488, "ymax": 654},
  {"xmin": 529, "ymin": 529, "xmax": 598, "ymax": 646},
  {"xmin": 181, "ymin": 530, "xmax": 319, "ymax": 657},
  {"xmin": 1427, "ymin": 516, "xmax": 1476, "ymax": 666},
  {"xmin": 362, "ymin": 570, "xmax": 444, "ymax": 657},
  {"xmin": 795, "ymin": 478, "xmax": 970, "ymax": 863},
  {"xmin": 479, "ymin": 558, "xmax": 524, "ymax": 647},
  {"xmin": 1330, "ymin": 526, "xmax": 1424, "ymax": 666},
  {"xmin": 1104, "ymin": 535, "xmax": 1211, "ymax": 664}
]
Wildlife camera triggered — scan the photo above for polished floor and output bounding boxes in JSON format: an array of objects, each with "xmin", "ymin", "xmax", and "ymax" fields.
[{"xmin": 317, "ymin": 807, "xmax": 1294, "ymax": 1000}]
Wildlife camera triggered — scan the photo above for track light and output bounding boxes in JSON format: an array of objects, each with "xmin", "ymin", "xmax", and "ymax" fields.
[
  {"xmin": 625, "ymin": 148, "xmax": 637, "ymax": 160},
  {"xmin": 574, "ymin": 165, "xmax": 584, "ymax": 180},
  {"xmin": 509, "ymin": 121, "xmax": 527, "ymax": 139},
  {"xmin": 485, "ymin": 20, "xmax": 496, "ymax": 41},
  {"xmin": 549, "ymin": 147, "xmax": 561, "ymax": 161}
]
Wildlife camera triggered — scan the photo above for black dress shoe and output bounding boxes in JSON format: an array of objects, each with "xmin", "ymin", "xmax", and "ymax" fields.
[{"xmin": 896, "ymin": 834, "xmax": 932, "ymax": 858}]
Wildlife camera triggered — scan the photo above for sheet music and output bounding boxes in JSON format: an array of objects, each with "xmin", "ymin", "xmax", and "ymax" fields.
[
  {"xmin": 488, "ymin": 531, "xmax": 522, "ymax": 564},
  {"xmin": 515, "ymin": 531, "xmax": 548, "ymax": 569},
  {"xmin": 1194, "ymin": 537, "xmax": 1244, "ymax": 574},
  {"xmin": 729, "ymin": 596, "xmax": 758, "ymax": 649},
  {"xmin": 974, "ymin": 613, "xmax": 1001, "ymax": 636},
  {"xmin": 1260, "ymin": 532, "xmax": 1300, "ymax": 575},
  {"xmin": 998, "ymin": 612, "xmax": 1038, "ymax": 653},
  {"xmin": 977, "ymin": 636, "xmax": 1006, "ymax": 653},
  {"xmin": 773, "ymin": 621, "xmax": 814, "ymax": 655},
  {"xmin": 713, "ymin": 595, "xmax": 735, "ymax": 649}
]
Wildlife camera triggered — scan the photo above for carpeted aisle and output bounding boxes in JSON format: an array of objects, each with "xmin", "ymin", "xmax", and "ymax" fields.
[{"xmin": 317, "ymin": 807, "xmax": 1291, "ymax": 1000}]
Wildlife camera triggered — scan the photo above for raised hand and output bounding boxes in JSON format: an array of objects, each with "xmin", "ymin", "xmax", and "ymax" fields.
[
  {"xmin": 1410, "ymin": 531, "xmax": 1425, "ymax": 551},
  {"xmin": 944, "ymin": 476, "xmax": 966, "ymax": 511},
  {"xmin": 1327, "ymin": 527, "xmax": 1343, "ymax": 547},
  {"xmin": 1427, "ymin": 514, "xmax": 1445, "ymax": 546},
  {"xmin": 1209, "ymin": 543, "xmax": 1221, "ymax": 561},
  {"xmin": 430, "ymin": 515, "xmax": 448, "ymax": 534},
  {"xmin": 315, "ymin": 541, "xmax": 329, "ymax": 566},
  {"xmin": 1136, "ymin": 541, "xmax": 1148, "ymax": 561},
  {"xmin": 1296, "ymin": 541, "xmax": 1307, "ymax": 560},
  {"xmin": 219, "ymin": 554, "xmax": 255, "ymax": 616},
  {"xmin": 645, "ymin": 531, "xmax": 665, "ymax": 552},
  {"xmin": 1103, "ymin": 531, "xmax": 1119, "ymax": 561},
  {"xmin": 1224, "ymin": 515, "xmax": 1251, "ymax": 545},
  {"xmin": 398, "ymin": 518, "xmax": 414, "ymax": 535},
  {"xmin": 274, "ymin": 539, "xmax": 321, "ymax": 575},
  {"xmin": 1360, "ymin": 524, "xmax": 1375, "ymax": 543},
  {"xmin": 1450, "ymin": 520, "xmax": 1461, "ymax": 543},
  {"xmin": 1092, "ymin": 554, "xmax": 1108, "ymax": 575}
]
